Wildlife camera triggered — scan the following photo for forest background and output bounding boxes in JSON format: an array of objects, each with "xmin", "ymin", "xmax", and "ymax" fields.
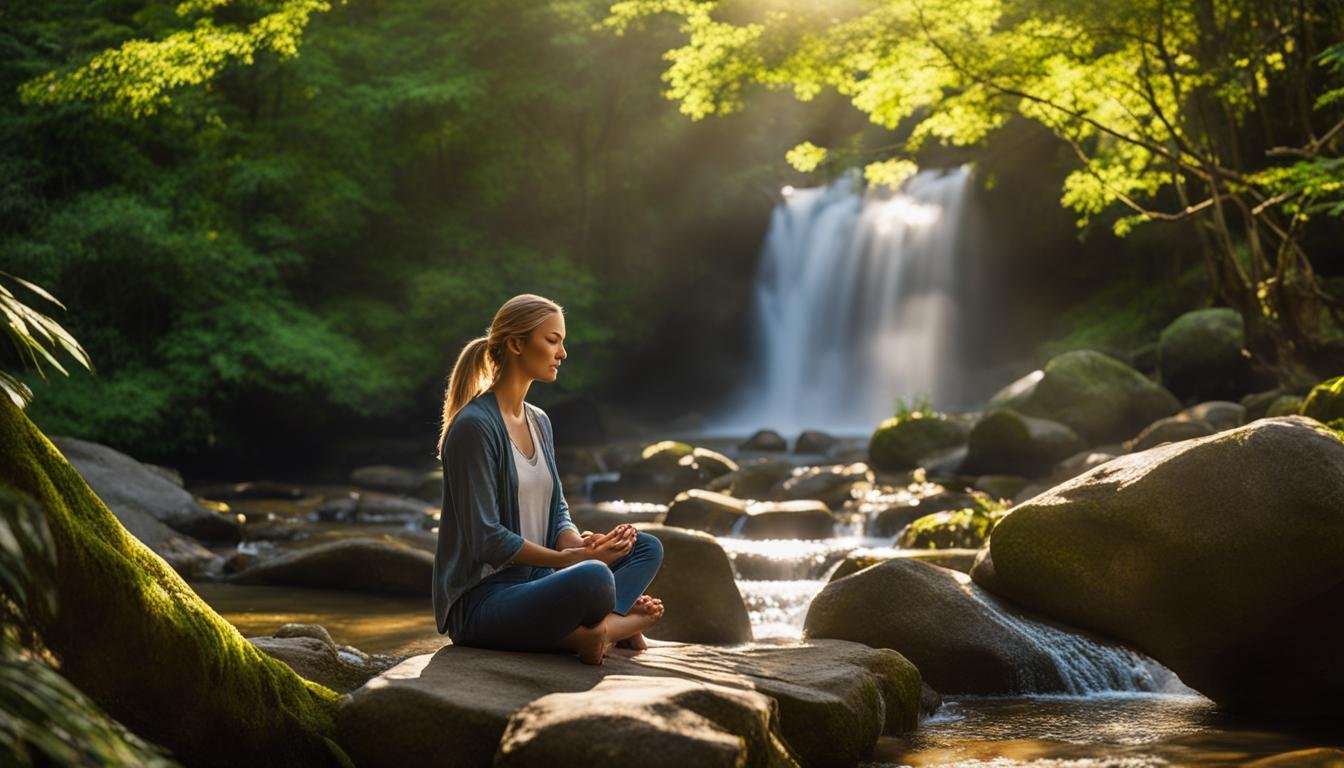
[{"xmin": 3, "ymin": 0, "xmax": 1341, "ymax": 477}]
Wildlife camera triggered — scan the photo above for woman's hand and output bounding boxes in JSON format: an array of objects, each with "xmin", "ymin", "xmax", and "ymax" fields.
[{"xmin": 568, "ymin": 523, "xmax": 636, "ymax": 566}]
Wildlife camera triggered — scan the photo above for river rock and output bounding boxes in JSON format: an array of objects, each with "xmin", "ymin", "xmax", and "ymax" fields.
[
  {"xmin": 964, "ymin": 409, "xmax": 1086, "ymax": 476},
  {"xmin": 349, "ymin": 464, "xmax": 442, "ymax": 501},
  {"xmin": 336, "ymin": 640, "xmax": 923, "ymax": 768},
  {"xmin": 52, "ymin": 436, "xmax": 241, "ymax": 544},
  {"xmin": 972, "ymin": 475, "xmax": 1028, "ymax": 501},
  {"xmin": 1157, "ymin": 308, "xmax": 1249, "ymax": 400},
  {"xmin": 868, "ymin": 415, "xmax": 970, "ymax": 471},
  {"xmin": 772, "ymin": 462, "xmax": 870, "ymax": 507},
  {"xmin": 740, "ymin": 500, "xmax": 836, "ymax": 540},
  {"xmin": 898, "ymin": 507, "xmax": 1004, "ymax": 550},
  {"xmin": 739, "ymin": 429, "xmax": 788, "ymax": 452},
  {"xmin": 993, "ymin": 350, "xmax": 1182, "ymax": 445},
  {"xmin": 868, "ymin": 491, "xmax": 979, "ymax": 538},
  {"xmin": 639, "ymin": 525, "xmax": 752, "ymax": 644},
  {"xmin": 1123, "ymin": 415, "xmax": 1216, "ymax": 452},
  {"xmin": 604, "ymin": 442, "xmax": 735, "ymax": 504},
  {"xmin": 228, "ymin": 539, "xmax": 433, "ymax": 596},
  {"xmin": 569, "ymin": 501, "xmax": 668, "ymax": 534},
  {"xmin": 191, "ymin": 480, "xmax": 307, "ymax": 500},
  {"xmin": 1175, "ymin": 400, "xmax": 1245, "ymax": 431},
  {"xmin": 805, "ymin": 558, "xmax": 1155, "ymax": 695},
  {"xmin": 249, "ymin": 629, "xmax": 400, "ymax": 694},
  {"xmin": 970, "ymin": 415, "xmax": 1344, "ymax": 716},
  {"xmin": 663, "ymin": 489, "xmax": 747, "ymax": 535},
  {"xmin": 829, "ymin": 549, "xmax": 980, "ymax": 580},
  {"xmin": 354, "ymin": 491, "xmax": 436, "ymax": 524},
  {"xmin": 794, "ymin": 429, "xmax": 836, "ymax": 454},
  {"xmin": 1303, "ymin": 375, "xmax": 1344, "ymax": 423},
  {"xmin": 723, "ymin": 458, "xmax": 796, "ymax": 499}
]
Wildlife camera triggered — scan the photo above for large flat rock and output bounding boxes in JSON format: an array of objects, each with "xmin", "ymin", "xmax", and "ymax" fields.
[{"xmin": 336, "ymin": 640, "xmax": 924, "ymax": 768}]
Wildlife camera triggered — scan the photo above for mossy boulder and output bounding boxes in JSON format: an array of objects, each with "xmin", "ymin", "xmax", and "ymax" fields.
[
  {"xmin": 0, "ymin": 397, "xmax": 347, "ymax": 766},
  {"xmin": 1302, "ymin": 375, "xmax": 1344, "ymax": 424},
  {"xmin": 868, "ymin": 491, "xmax": 978, "ymax": 538},
  {"xmin": 1157, "ymin": 308, "xmax": 1248, "ymax": 400},
  {"xmin": 772, "ymin": 462, "xmax": 871, "ymax": 507},
  {"xmin": 970, "ymin": 415, "xmax": 1344, "ymax": 717},
  {"xmin": 805, "ymin": 559, "xmax": 1156, "ymax": 695},
  {"xmin": 1003, "ymin": 350, "xmax": 1182, "ymax": 445},
  {"xmin": 897, "ymin": 507, "xmax": 1005, "ymax": 550},
  {"xmin": 868, "ymin": 414, "xmax": 970, "ymax": 471},
  {"xmin": 639, "ymin": 525, "xmax": 752, "ymax": 644},
  {"xmin": 964, "ymin": 409, "xmax": 1086, "ymax": 477}
]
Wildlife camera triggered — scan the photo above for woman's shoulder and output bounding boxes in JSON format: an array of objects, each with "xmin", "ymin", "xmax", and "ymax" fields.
[{"xmin": 446, "ymin": 397, "xmax": 498, "ymax": 443}]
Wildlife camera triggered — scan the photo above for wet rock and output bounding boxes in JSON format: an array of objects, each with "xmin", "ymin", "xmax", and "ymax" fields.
[
  {"xmin": 1157, "ymin": 308, "xmax": 1249, "ymax": 401},
  {"xmin": 868, "ymin": 491, "xmax": 978, "ymax": 539},
  {"xmin": 1268, "ymin": 394, "xmax": 1306, "ymax": 417},
  {"xmin": 53, "ymin": 436, "xmax": 242, "ymax": 545},
  {"xmin": 964, "ymin": 409, "xmax": 1086, "ymax": 477},
  {"xmin": 354, "ymin": 491, "xmax": 436, "ymax": 524},
  {"xmin": 1245, "ymin": 748, "xmax": 1344, "ymax": 767},
  {"xmin": 249, "ymin": 625, "xmax": 400, "ymax": 694},
  {"xmin": 806, "ymin": 558, "xmax": 1152, "ymax": 695},
  {"xmin": 828, "ymin": 549, "xmax": 980, "ymax": 580},
  {"xmin": 336, "ymin": 640, "xmax": 923, "ymax": 768},
  {"xmin": 663, "ymin": 489, "xmax": 747, "ymax": 536},
  {"xmin": 722, "ymin": 458, "xmax": 796, "ymax": 499},
  {"xmin": 228, "ymin": 539, "xmax": 433, "ymax": 596},
  {"xmin": 868, "ymin": 415, "xmax": 970, "ymax": 471},
  {"xmin": 191, "ymin": 480, "xmax": 306, "ymax": 500},
  {"xmin": 993, "ymin": 350, "xmax": 1181, "ymax": 445},
  {"xmin": 739, "ymin": 429, "xmax": 788, "ymax": 452},
  {"xmin": 315, "ymin": 493, "xmax": 358, "ymax": 522},
  {"xmin": 602, "ymin": 442, "xmax": 736, "ymax": 504},
  {"xmin": 740, "ymin": 500, "xmax": 836, "ymax": 540},
  {"xmin": 772, "ymin": 462, "xmax": 871, "ymax": 507},
  {"xmin": 794, "ymin": 429, "xmax": 836, "ymax": 454},
  {"xmin": 350, "ymin": 464, "xmax": 442, "ymax": 502},
  {"xmin": 639, "ymin": 525, "xmax": 752, "ymax": 644},
  {"xmin": 972, "ymin": 475, "xmax": 1028, "ymax": 501},
  {"xmin": 570, "ymin": 501, "xmax": 667, "ymax": 534},
  {"xmin": 971, "ymin": 416, "xmax": 1344, "ymax": 717},
  {"xmin": 1124, "ymin": 415, "xmax": 1216, "ymax": 452}
]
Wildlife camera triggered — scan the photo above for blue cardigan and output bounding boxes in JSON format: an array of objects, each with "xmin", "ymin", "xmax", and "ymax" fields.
[{"xmin": 431, "ymin": 390, "xmax": 580, "ymax": 634}]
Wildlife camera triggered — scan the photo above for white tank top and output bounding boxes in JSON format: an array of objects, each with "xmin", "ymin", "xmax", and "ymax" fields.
[{"xmin": 510, "ymin": 407, "xmax": 553, "ymax": 546}]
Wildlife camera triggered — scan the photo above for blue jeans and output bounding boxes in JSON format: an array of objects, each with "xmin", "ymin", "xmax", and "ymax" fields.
[{"xmin": 447, "ymin": 531, "xmax": 664, "ymax": 652}]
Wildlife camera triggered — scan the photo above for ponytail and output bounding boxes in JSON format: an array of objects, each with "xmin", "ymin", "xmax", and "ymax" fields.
[{"xmin": 436, "ymin": 335, "xmax": 497, "ymax": 459}]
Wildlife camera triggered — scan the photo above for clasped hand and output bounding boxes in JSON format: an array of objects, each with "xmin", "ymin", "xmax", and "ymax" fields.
[{"xmin": 563, "ymin": 523, "xmax": 636, "ymax": 566}]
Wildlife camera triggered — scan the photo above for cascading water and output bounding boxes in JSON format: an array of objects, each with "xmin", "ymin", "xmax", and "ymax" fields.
[{"xmin": 708, "ymin": 166, "xmax": 977, "ymax": 437}]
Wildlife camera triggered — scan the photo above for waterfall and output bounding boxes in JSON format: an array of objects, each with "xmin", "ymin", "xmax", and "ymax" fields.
[{"xmin": 709, "ymin": 166, "xmax": 976, "ymax": 437}]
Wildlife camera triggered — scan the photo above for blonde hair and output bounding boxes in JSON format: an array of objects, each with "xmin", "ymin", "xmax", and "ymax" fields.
[{"xmin": 436, "ymin": 293, "xmax": 563, "ymax": 458}]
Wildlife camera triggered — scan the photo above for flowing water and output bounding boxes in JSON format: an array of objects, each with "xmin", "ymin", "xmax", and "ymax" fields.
[{"xmin": 708, "ymin": 167, "xmax": 977, "ymax": 437}]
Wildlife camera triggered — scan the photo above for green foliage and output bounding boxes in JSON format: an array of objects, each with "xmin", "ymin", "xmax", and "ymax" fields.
[
  {"xmin": 893, "ymin": 394, "xmax": 934, "ymax": 420},
  {"xmin": 1037, "ymin": 264, "xmax": 1207, "ymax": 360},
  {"xmin": 0, "ymin": 488, "xmax": 179, "ymax": 767},
  {"xmin": 0, "ymin": 273, "xmax": 92, "ymax": 409}
]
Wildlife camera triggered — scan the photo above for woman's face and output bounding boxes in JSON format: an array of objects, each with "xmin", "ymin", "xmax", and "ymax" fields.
[{"xmin": 510, "ymin": 312, "xmax": 567, "ymax": 383}]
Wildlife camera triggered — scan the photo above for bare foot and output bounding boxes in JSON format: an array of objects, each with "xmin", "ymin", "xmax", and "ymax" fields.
[
  {"xmin": 616, "ymin": 596, "xmax": 663, "ymax": 651},
  {"xmin": 559, "ymin": 622, "xmax": 608, "ymax": 665}
]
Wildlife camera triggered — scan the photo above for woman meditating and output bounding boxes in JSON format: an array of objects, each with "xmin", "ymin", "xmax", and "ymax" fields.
[{"xmin": 431, "ymin": 293, "xmax": 665, "ymax": 664}]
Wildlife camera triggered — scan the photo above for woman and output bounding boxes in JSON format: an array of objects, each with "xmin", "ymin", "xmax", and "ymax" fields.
[{"xmin": 431, "ymin": 293, "xmax": 665, "ymax": 664}]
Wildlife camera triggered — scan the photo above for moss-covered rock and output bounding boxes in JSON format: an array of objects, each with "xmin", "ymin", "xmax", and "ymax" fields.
[
  {"xmin": 1302, "ymin": 375, "xmax": 1344, "ymax": 423},
  {"xmin": 970, "ymin": 415, "xmax": 1344, "ymax": 717},
  {"xmin": 604, "ymin": 441, "xmax": 736, "ymax": 504},
  {"xmin": 1009, "ymin": 350, "xmax": 1182, "ymax": 445},
  {"xmin": 868, "ymin": 414, "xmax": 970, "ymax": 471},
  {"xmin": 1157, "ymin": 308, "xmax": 1248, "ymax": 400},
  {"xmin": 829, "ymin": 548, "xmax": 980, "ymax": 580},
  {"xmin": 897, "ymin": 507, "xmax": 1005, "ymax": 550},
  {"xmin": 0, "ymin": 397, "xmax": 347, "ymax": 766},
  {"xmin": 964, "ymin": 409, "xmax": 1087, "ymax": 477}
]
